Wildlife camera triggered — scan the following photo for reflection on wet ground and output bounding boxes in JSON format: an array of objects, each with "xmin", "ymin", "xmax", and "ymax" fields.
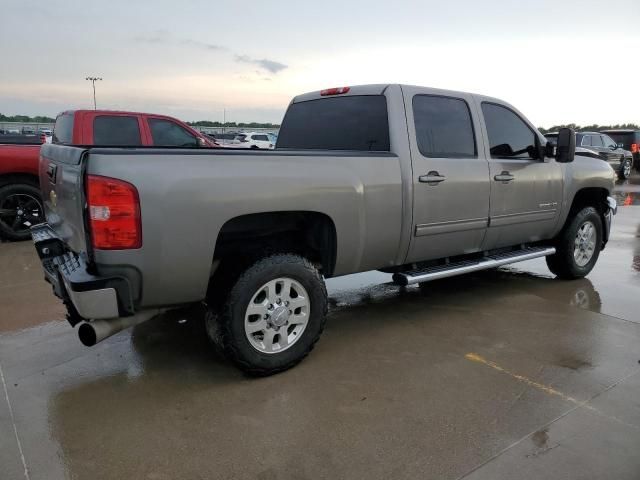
[
  {"xmin": 1, "ymin": 176, "xmax": 639, "ymax": 480},
  {"xmin": 611, "ymin": 175, "xmax": 640, "ymax": 206}
]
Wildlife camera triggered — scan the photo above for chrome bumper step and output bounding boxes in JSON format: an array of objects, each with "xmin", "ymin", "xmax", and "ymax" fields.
[{"xmin": 392, "ymin": 246, "xmax": 556, "ymax": 286}]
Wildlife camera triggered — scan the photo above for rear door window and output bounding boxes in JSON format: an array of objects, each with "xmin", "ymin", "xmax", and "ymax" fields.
[
  {"xmin": 252, "ymin": 134, "xmax": 269, "ymax": 141},
  {"xmin": 148, "ymin": 119, "xmax": 198, "ymax": 147},
  {"xmin": 93, "ymin": 116, "xmax": 142, "ymax": 145},
  {"xmin": 481, "ymin": 103, "xmax": 537, "ymax": 159},
  {"xmin": 277, "ymin": 95, "xmax": 390, "ymax": 151},
  {"xmin": 413, "ymin": 95, "xmax": 476, "ymax": 157}
]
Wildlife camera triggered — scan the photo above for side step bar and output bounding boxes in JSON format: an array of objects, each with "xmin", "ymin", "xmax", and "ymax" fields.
[{"xmin": 392, "ymin": 246, "xmax": 556, "ymax": 286}]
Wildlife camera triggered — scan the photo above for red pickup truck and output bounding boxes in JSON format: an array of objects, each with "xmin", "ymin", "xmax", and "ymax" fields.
[{"xmin": 0, "ymin": 110, "xmax": 218, "ymax": 240}]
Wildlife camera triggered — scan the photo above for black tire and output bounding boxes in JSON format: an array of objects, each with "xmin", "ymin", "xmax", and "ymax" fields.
[
  {"xmin": 205, "ymin": 253, "xmax": 328, "ymax": 376},
  {"xmin": 546, "ymin": 206, "xmax": 602, "ymax": 279},
  {"xmin": 618, "ymin": 157, "xmax": 632, "ymax": 180},
  {"xmin": 0, "ymin": 183, "xmax": 44, "ymax": 241}
]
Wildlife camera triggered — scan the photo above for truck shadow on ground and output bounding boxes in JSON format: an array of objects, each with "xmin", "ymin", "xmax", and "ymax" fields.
[{"xmin": 125, "ymin": 268, "xmax": 603, "ymax": 377}]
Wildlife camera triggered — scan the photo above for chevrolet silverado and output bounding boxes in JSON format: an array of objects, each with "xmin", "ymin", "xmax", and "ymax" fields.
[{"xmin": 31, "ymin": 84, "xmax": 617, "ymax": 375}]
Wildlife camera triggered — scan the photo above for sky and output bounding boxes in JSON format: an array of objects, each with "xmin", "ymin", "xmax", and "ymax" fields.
[{"xmin": 1, "ymin": 0, "xmax": 639, "ymax": 126}]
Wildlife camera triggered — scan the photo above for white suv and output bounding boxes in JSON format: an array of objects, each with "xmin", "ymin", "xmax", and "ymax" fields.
[{"xmin": 237, "ymin": 132, "xmax": 274, "ymax": 149}]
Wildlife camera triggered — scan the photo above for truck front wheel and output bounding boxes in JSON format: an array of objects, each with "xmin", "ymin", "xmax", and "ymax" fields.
[
  {"xmin": 205, "ymin": 254, "xmax": 328, "ymax": 376},
  {"xmin": 546, "ymin": 206, "xmax": 603, "ymax": 279},
  {"xmin": 619, "ymin": 157, "xmax": 632, "ymax": 180}
]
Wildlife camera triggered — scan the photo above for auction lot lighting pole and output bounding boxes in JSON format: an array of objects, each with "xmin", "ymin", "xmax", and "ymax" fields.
[{"xmin": 85, "ymin": 76, "xmax": 102, "ymax": 110}]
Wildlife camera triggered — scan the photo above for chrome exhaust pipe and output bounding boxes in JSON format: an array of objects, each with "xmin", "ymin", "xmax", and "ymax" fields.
[{"xmin": 78, "ymin": 309, "xmax": 163, "ymax": 346}]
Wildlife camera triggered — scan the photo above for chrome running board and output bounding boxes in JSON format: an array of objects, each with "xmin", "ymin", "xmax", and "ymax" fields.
[{"xmin": 392, "ymin": 246, "xmax": 556, "ymax": 286}]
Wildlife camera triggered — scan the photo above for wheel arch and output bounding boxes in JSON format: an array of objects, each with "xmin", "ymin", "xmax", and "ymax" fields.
[
  {"xmin": 0, "ymin": 172, "xmax": 40, "ymax": 189},
  {"xmin": 212, "ymin": 210, "xmax": 338, "ymax": 278},
  {"xmin": 564, "ymin": 187, "xmax": 610, "ymax": 243}
]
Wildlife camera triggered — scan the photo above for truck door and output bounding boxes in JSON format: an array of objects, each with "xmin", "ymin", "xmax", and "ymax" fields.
[
  {"xmin": 477, "ymin": 101, "xmax": 563, "ymax": 249},
  {"xmin": 402, "ymin": 87, "xmax": 491, "ymax": 263}
]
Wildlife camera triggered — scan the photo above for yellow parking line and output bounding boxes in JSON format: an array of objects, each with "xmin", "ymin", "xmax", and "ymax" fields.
[
  {"xmin": 465, "ymin": 352, "xmax": 584, "ymax": 406},
  {"xmin": 465, "ymin": 352, "xmax": 640, "ymax": 432}
]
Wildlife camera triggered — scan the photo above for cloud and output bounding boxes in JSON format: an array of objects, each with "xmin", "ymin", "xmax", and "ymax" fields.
[
  {"xmin": 134, "ymin": 30, "xmax": 224, "ymax": 51},
  {"xmin": 133, "ymin": 31, "xmax": 287, "ymax": 74},
  {"xmin": 133, "ymin": 29, "xmax": 171, "ymax": 44},
  {"xmin": 180, "ymin": 39, "xmax": 226, "ymax": 52},
  {"xmin": 235, "ymin": 55, "xmax": 288, "ymax": 74}
]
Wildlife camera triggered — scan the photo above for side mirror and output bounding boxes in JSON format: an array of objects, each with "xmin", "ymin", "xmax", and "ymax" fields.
[
  {"xmin": 617, "ymin": 143, "xmax": 624, "ymax": 149},
  {"xmin": 197, "ymin": 137, "xmax": 207, "ymax": 147},
  {"xmin": 555, "ymin": 127, "xmax": 575, "ymax": 163}
]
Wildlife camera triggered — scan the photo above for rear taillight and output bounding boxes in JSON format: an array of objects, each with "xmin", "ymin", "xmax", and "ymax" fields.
[
  {"xmin": 86, "ymin": 175, "xmax": 141, "ymax": 250},
  {"xmin": 631, "ymin": 143, "xmax": 638, "ymax": 154},
  {"xmin": 320, "ymin": 86, "xmax": 350, "ymax": 96}
]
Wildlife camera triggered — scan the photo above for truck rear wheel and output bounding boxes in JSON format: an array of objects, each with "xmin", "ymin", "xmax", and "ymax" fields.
[
  {"xmin": 546, "ymin": 206, "xmax": 602, "ymax": 279},
  {"xmin": 0, "ymin": 183, "xmax": 44, "ymax": 241},
  {"xmin": 205, "ymin": 254, "xmax": 328, "ymax": 376}
]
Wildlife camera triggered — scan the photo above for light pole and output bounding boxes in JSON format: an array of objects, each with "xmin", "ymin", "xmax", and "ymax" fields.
[{"xmin": 85, "ymin": 77, "xmax": 102, "ymax": 110}]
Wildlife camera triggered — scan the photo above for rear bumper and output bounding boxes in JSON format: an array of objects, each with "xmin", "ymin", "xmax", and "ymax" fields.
[{"xmin": 31, "ymin": 224, "xmax": 134, "ymax": 321}]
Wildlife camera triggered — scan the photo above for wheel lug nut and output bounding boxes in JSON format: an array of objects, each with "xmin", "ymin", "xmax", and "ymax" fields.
[{"xmin": 277, "ymin": 298, "xmax": 282, "ymax": 305}]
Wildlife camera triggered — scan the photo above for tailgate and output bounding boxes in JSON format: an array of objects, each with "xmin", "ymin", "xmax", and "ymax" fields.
[{"xmin": 38, "ymin": 143, "xmax": 89, "ymax": 254}]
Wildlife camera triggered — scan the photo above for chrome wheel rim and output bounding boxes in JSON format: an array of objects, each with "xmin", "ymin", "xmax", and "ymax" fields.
[
  {"xmin": 573, "ymin": 221, "xmax": 596, "ymax": 267},
  {"xmin": 623, "ymin": 160, "xmax": 631, "ymax": 178},
  {"xmin": 244, "ymin": 277, "xmax": 310, "ymax": 354},
  {"xmin": 0, "ymin": 193, "xmax": 43, "ymax": 234}
]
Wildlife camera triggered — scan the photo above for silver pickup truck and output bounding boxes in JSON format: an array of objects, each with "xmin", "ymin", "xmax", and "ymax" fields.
[{"xmin": 32, "ymin": 84, "xmax": 617, "ymax": 375}]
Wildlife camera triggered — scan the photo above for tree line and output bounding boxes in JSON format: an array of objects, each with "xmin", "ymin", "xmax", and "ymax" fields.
[
  {"xmin": 539, "ymin": 124, "xmax": 639, "ymax": 133},
  {"xmin": 0, "ymin": 113, "xmax": 56, "ymax": 123},
  {"xmin": 187, "ymin": 120, "xmax": 280, "ymax": 128},
  {"xmin": 4, "ymin": 113, "xmax": 636, "ymax": 133}
]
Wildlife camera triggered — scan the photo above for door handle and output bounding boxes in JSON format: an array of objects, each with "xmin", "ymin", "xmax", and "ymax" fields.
[
  {"xmin": 494, "ymin": 171, "xmax": 514, "ymax": 182},
  {"xmin": 419, "ymin": 171, "xmax": 446, "ymax": 184}
]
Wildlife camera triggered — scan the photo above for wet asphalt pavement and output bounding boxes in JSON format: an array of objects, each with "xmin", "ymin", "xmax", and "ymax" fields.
[{"xmin": 1, "ymin": 177, "xmax": 640, "ymax": 480}]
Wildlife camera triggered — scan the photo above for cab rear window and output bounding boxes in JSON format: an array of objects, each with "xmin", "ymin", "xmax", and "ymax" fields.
[
  {"xmin": 277, "ymin": 95, "xmax": 390, "ymax": 151},
  {"xmin": 53, "ymin": 113, "xmax": 74, "ymax": 144},
  {"xmin": 93, "ymin": 116, "xmax": 142, "ymax": 146}
]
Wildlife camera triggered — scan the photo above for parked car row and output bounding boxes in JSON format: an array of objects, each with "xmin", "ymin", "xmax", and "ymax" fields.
[
  {"xmin": 0, "ymin": 126, "xmax": 52, "ymax": 136},
  {"xmin": 545, "ymin": 130, "xmax": 637, "ymax": 179}
]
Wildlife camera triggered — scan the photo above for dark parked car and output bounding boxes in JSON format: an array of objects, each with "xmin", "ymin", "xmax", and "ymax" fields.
[
  {"xmin": 600, "ymin": 129, "xmax": 640, "ymax": 173},
  {"xmin": 576, "ymin": 132, "xmax": 633, "ymax": 180}
]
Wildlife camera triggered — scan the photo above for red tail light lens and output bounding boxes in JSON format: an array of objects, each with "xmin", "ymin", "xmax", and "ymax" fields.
[
  {"xmin": 86, "ymin": 175, "xmax": 141, "ymax": 250},
  {"xmin": 320, "ymin": 86, "xmax": 350, "ymax": 96},
  {"xmin": 631, "ymin": 143, "xmax": 638, "ymax": 154}
]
